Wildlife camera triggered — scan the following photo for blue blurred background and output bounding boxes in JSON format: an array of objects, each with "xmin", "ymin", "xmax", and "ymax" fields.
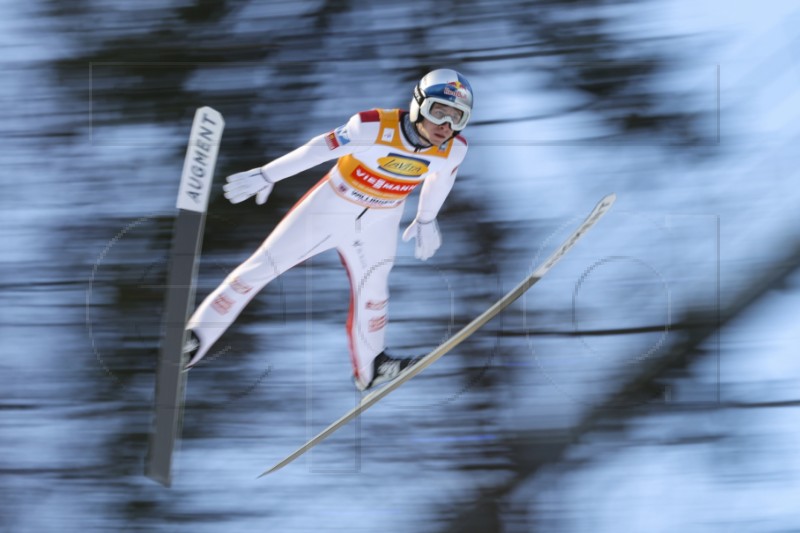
[{"xmin": 2, "ymin": 0, "xmax": 799, "ymax": 531}]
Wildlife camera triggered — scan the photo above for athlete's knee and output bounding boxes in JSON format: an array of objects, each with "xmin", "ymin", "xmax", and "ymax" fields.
[
  {"xmin": 224, "ymin": 252, "xmax": 281, "ymax": 290},
  {"xmin": 356, "ymin": 277, "xmax": 390, "ymax": 307}
]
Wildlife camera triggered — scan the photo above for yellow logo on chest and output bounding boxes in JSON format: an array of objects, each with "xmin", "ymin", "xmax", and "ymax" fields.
[{"xmin": 377, "ymin": 153, "xmax": 430, "ymax": 177}]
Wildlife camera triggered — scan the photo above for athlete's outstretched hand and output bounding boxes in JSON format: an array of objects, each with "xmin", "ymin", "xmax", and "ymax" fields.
[
  {"xmin": 402, "ymin": 218, "xmax": 442, "ymax": 261},
  {"xmin": 223, "ymin": 167, "xmax": 274, "ymax": 205}
]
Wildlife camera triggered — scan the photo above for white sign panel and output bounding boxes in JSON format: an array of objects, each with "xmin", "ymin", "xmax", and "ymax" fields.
[{"xmin": 176, "ymin": 106, "xmax": 225, "ymax": 213}]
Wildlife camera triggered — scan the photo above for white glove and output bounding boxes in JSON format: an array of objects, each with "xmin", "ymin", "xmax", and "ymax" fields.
[
  {"xmin": 223, "ymin": 167, "xmax": 274, "ymax": 205},
  {"xmin": 402, "ymin": 218, "xmax": 442, "ymax": 261}
]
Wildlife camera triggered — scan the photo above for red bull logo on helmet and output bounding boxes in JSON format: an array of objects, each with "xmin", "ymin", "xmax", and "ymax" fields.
[{"xmin": 443, "ymin": 81, "xmax": 469, "ymax": 99}]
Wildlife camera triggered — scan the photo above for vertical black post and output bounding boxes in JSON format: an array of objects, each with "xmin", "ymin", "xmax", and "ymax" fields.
[{"xmin": 145, "ymin": 106, "xmax": 224, "ymax": 486}]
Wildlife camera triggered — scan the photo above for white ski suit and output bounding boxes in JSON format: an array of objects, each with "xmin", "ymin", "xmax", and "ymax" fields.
[{"xmin": 186, "ymin": 108, "xmax": 468, "ymax": 386}]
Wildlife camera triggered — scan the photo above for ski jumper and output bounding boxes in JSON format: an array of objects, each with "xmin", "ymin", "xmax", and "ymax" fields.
[{"xmin": 186, "ymin": 109, "xmax": 468, "ymax": 384}]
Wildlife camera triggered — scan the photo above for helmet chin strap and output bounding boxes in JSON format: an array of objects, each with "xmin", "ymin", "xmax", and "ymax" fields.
[
  {"xmin": 402, "ymin": 113, "xmax": 433, "ymax": 149},
  {"xmin": 414, "ymin": 122, "xmax": 435, "ymax": 146}
]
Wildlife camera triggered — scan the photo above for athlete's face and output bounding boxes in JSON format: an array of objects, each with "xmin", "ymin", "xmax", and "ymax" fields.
[{"xmin": 416, "ymin": 103, "xmax": 457, "ymax": 145}]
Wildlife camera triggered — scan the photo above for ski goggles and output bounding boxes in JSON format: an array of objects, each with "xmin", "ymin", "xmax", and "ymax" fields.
[{"xmin": 419, "ymin": 98, "xmax": 471, "ymax": 130}]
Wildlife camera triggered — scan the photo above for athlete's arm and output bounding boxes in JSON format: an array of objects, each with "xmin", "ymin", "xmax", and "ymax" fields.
[
  {"xmin": 223, "ymin": 113, "xmax": 369, "ymax": 205},
  {"xmin": 414, "ymin": 137, "xmax": 468, "ymax": 222},
  {"xmin": 261, "ymin": 113, "xmax": 368, "ymax": 182},
  {"xmin": 402, "ymin": 136, "xmax": 468, "ymax": 260}
]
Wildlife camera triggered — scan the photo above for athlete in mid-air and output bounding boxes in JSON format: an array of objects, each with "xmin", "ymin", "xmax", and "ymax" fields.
[{"xmin": 183, "ymin": 68, "xmax": 474, "ymax": 391}]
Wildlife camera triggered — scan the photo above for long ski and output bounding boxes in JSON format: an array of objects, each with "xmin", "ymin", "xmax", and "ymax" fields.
[
  {"xmin": 259, "ymin": 193, "xmax": 616, "ymax": 477},
  {"xmin": 146, "ymin": 107, "xmax": 225, "ymax": 486}
]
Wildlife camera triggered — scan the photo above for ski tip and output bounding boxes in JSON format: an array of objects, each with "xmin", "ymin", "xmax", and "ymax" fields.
[
  {"xmin": 257, "ymin": 463, "xmax": 283, "ymax": 478},
  {"xmin": 602, "ymin": 192, "xmax": 617, "ymax": 204}
]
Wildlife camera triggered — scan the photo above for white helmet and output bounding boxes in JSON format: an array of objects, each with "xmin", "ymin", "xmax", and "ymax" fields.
[{"xmin": 409, "ymin": 69, "xmax": 473, "ymax": 131}]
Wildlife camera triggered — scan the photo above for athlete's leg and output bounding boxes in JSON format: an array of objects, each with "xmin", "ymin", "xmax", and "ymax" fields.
[
  {"xmin": 336, "ymin": 206, "xmax": 404, "ymax": 386},
  {"xmin": 186, "ymin": 179, "xmax": 334, "ymax": 366}
]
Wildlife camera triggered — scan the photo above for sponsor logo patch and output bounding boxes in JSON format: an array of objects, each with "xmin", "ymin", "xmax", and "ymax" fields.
[
  {"xmin": 369, "ymin": 315, "xmax": 387, "ymax": 332},
  {"xmin": 366, "ymin": 299, "xmax": 388, "ymax": 311},
  {"xmin": 443, "ymin": 80, "xmax": 469, "ymax": 99},
  {"xmin": 212, "ymin": 293, "xmax": 235, "ymax": 315},
  {"xmin": 230, "ymin": 277, "xmax": 252, "ymax": 295},
  {"xmin": 334, "ymin": 125, "xmax": 351, "ymax": 145},
  {"xmin": 377, "ymin": 153, "xmax": 429, "ymax": 177},
  {"xmin": 351, "ymin": 165, "xmax": 419, "ymax": 195},
  {"xmin": 381, "ymin": 128, "xmax": 394, "ymax": 142},
  {"xmin": 325, "ymin": 131, "xmax": 340, "ymax": 150}
]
